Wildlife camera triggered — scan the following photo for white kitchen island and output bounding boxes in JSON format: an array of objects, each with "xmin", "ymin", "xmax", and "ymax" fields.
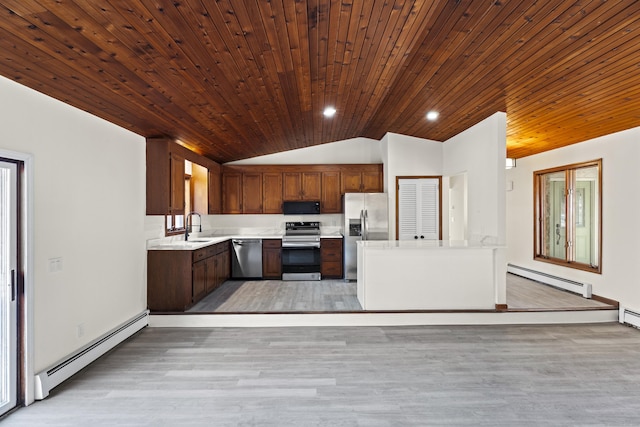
[{"xmin": 356, "ymin": 240, "xmax": 506, "ymax": 311}]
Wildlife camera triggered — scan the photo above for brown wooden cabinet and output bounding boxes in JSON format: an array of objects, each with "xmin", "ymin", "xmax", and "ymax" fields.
[
  {"xmin": 341, "ymin": 166, "xmax": 383, "ymax": 193},
  {"xmin": 216, "ymin": 243, "xmax": 231, "ymax": 289},
  {"xmin": 361, "ymin": 170, "xmax": 383, "ymax": 192},
  {"xmin": 321, "ymin": 171, "xmax": 341, "ymax": 213},
  {"xmin": 169, "ymin": 152, "xmax": 186, "ymax": 214},
  {"xmin": 208, "ymin": 169, "xmax": 222, "ymax": 214},
  {"xmin": 321, "ymin": 238, "xmax": 343, "ymax": 279},
  {"xmin": 147, "ymin": 137, "xmax": 222, "ymax": 216},
  {"xmin": 147, "ymin": 241, "xmax": 231, "ymax": 312},
  {"xmin": 243, "ymin": 173, "xmax": 263, "ymax": 213},
  {"xmin": 262, "ymin": 239, "xmax": 282, "ymax": 279},
  {"xmin": 146, "ymin": 138, "xmax": 185, "ymax": 215},
  {"xmin": 210, "ymin": 241, "xmax": 230, "ymax": 292},
  {"xmin": 192, "ymin": 257, "xmax": 208, "ymax": 302},
  {"xmin": 222, "ymin": 173, "xmax": 243, "ymax": 214},
  {"xmin": 147, "ymin": 250, "xmax": 193, "ymax": 311},
  {"xmin": 263, "ymin": 172, "xmax": 283, "ymax": 214},
  {"xmin": 283, "ymin": 172, "xmax": 322, "ymax": 201},
  {"xmin": 221, "ymin": 164, "xmax": 383, "ymax": 215}
]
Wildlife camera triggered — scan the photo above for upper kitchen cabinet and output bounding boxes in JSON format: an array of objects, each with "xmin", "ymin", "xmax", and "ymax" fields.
[
  {"xmin": 146, "ymin": 138, "xmax": 174, "ymax": 215},
  {"xmin": 146, "ymin": 137, "xmax": 222, "ymax": 217},
  {"xmin": 169, "ymin": 152, "xmax": 185, "ymax": 214},
  {"xmin": 340, "ymin": 165, "xmax": 384, "ymax": 193},
  {"xmin": 321, "ymin": 171, "xmax": 341, "ymax": 213},
  {"xmin": 263, "ymin": 172, "xmax": 283, "ymax": 214},
  {"xmin": 283, "ymin": 172, "xmax": 321, "ymax": 201},
  {"xmin": 220, "ymin": 164, "xmax": 383, "ymax": 215},
  {"xmin": 208, "ymin": 167, "xmax": 222, "ymax": 214},
  {"xmin": 222, "ymin": 172, "xmax": 243, "ymax": 214},
  {"xmin": 242, "ymin": 173, "xmax": 263, "ymax": 214}
]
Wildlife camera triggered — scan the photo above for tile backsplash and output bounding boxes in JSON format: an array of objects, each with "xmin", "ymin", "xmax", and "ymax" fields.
[{"xmin": 145, "ymin": 213, "xmax": 344, "ymax": 243}]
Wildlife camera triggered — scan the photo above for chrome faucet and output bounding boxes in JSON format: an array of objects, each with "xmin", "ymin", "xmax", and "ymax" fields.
[{"xmin": 185, "ymin": 212, "xmax": 202, "ymax": 241}]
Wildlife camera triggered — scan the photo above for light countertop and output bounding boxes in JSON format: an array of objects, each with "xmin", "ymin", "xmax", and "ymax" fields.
[
  {"xmin": 148, "ymin": 231, "xmax": 343, "ymax": 251},
  {"xmin": 356, "ymin": 240, "xmax": 505, "ymax": 250}
]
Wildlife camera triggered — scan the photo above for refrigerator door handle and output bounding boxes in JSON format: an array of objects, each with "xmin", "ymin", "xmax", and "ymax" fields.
[
  {"xmin": 359, "ymin": 209, "xmax": 365, "ymax": 239},
  {"xmin": 363, "ymin": 209, "xmax": 369, "ymax": 240}
]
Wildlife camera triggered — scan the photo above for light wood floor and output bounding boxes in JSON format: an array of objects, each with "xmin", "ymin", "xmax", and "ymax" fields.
[
  {"xmin": 187, "ymin": 273, "xmax": 615, "ymax": 313},
  {"xmin": 4, "ymin": 323, "xmax": 640, "ymax": 426},
  {"xmin": 506, "ymin": 273, "xmax": 611, "ymax": 310},
  {"xmin": 189, "ymin": 279, "xmax": 362, "ymax": 312}
]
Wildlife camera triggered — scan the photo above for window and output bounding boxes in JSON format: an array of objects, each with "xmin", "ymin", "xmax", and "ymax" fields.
[{"xmin": 534, "ymin": 159, "xmax": 602, "ymax": 273}]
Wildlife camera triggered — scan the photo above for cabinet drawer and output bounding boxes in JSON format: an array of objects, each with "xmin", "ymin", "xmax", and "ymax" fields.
[
  {"xmin": 263, "ymin": 239, "xmax": 282, "ymax": 249},
  {"xmin": 193, "ymin": 248, "xmax": 207, "ymax": 262},
  {"xmin": 321, "ymin": 250, "xmax": 342, "ymax": 262},
  {"xmin": 321, "ymin": 261, "xmax": 342, "ymax": 278},
  {"xmin": 321, "ymin": 239, "xmax": 342, "ymax": 250},
  {"xmin": 205, "ymin": 245, "xmax": 217, "ymax": 258}
]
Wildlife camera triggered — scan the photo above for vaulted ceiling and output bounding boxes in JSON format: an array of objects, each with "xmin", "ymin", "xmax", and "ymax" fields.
[{"xmin": 1, "ymin": 1, "xmax": 639, "ymax": 163}]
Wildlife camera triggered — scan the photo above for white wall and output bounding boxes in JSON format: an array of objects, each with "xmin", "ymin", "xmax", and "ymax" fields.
[
  {"xmin": 443, "ymin": 112, "xmax": 507, "ymax": 243},
  {"xmin": 0, "ymin": 76, "xmax": 146, "ymax": 372},
  {"xmin": 506, "ymin": 125, "xmax": 640, "ymax": 311},
  {"xmin": 448, "ymin": 173, "xmax": 467, "ymax": 240},
  {"xmin": 443, "ymin": 112, "xmax": 507, "ymax": 305},
  {"xmin": 381, "ymin": 133, "xmax": 443, "ymax": 240},
  {"xmin": 226, "ymin": 137, "xmax": 383, "ymax": 165}
]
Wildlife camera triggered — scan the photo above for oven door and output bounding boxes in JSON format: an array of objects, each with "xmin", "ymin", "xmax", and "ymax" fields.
[{"xmin": 281, "ymin": 246, "xmax": 321, "ymax": 280}]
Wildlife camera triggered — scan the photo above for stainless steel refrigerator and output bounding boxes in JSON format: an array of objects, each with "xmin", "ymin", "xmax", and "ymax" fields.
[{"xmin": 343, "ymin": 193, "xmax": 389, "ymax": 280}]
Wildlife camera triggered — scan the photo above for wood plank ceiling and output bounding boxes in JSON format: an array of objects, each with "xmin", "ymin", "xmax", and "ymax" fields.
[{"xmin": 0, "ymin": 1, "xmax": 639, "ymax": 163}]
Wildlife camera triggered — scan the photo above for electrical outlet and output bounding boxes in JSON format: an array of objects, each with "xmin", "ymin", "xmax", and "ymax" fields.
[
  {"xmin": 48, "ymin": 257, "xmax": 63, "ymax": 273},
  {"xmin": 76, "ymin": 323, "xmax": 85, "ymax": 339}
]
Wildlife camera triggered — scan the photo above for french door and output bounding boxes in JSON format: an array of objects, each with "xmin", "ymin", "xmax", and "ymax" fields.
[{"xmin": 0, "ymin": 160, "xmax": 18, "ymax": 416}]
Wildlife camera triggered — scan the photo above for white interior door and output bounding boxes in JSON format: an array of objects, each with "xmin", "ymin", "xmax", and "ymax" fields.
[
  {"xmin": 0, "ymin": 160, "xmax": 18, "ymax": 416},
  {"xmin": 398, "ymin": 178, "xmax": 440, "ymax": 240}
]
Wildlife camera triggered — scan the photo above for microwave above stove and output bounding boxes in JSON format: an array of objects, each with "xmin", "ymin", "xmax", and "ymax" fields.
[{"xmin": 282, "ymin": 201, "xmax": 320, "ymax": 215}]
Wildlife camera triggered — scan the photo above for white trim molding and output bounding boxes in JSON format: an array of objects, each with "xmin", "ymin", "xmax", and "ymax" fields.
[{"xmin": 34, "ymin": 311, "xmax": 149, "ymax": 400}]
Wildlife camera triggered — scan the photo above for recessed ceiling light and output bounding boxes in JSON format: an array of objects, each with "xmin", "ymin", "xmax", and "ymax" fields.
[
  {"xmin": 426, "ymin": 111, "xmax": 439, "ymax": 121},
  {"xmin": 323, "ymin": 107, "xmax": 336, "ymax": 117}
]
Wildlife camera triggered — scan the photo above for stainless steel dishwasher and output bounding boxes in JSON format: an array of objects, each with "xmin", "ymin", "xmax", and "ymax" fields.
[{"xmin": 231, "ymin": 239, "xmax": 263, "ymax": 278}]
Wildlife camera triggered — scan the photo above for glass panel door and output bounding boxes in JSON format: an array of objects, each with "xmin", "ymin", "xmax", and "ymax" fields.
[
  {"xmin": 0, "ymin": 160, "xmax": 18, "ymax": 416},
  {"xmin": 542, "ymin": 171, "xmax": 566, "ymax": 259},
  {"xmin": 573, "ymin": 166, "xmax": 599, "ymax": 266}
]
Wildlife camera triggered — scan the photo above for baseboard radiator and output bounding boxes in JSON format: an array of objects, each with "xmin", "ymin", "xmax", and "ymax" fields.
[
  {"xmin": 619, "ymin": 307, "xmax": 640, "ymax": 329},
  {"xmin": 34, "ymin": 310, "xmax": 149, "ymax": 400},
  {"xmin": 507, "ymin": 264, "xmax": 592, "ymax": 298}
]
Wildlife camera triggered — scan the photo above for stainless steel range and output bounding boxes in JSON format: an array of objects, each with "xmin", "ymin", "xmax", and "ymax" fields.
[{"xmin": 281, "ymin": 221, "xmax": 321, "ymax": 281}]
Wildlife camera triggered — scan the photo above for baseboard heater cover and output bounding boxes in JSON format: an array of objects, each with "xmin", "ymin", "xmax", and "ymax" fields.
[
  {"xmin": 34, "ymin": 310, "xmax": 149, "ymax": 400},
  {"xmin": 507, "ymin": 264, "xmax": 592, "ymax": 298},
  {"xmin": 619, "ymin": 307, "xmax": 640, "ymax": 329}
]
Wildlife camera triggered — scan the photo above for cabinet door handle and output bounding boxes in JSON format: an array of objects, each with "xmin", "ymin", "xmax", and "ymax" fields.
[
  {"xmin": 420, "ymin": 235, "xmax": 425, "ymax": 239},
  {"xmin": 414, "ymin": 235, "xmax": 418, "ymax": 239}
]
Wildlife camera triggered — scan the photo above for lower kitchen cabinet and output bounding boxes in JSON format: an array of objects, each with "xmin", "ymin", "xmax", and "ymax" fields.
[
  {"xmin": 262, "ymin": 239, "xmax": 282, "ymax": 279},
  {"xmin": 147, "ymin": 241, "xmax": 230, "ymax": 312},
  {"xmin": 321, "ymin": 238, "xmax": 343, "ymax": 279}
]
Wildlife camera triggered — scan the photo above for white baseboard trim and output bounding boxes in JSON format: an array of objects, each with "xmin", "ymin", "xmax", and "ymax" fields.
[
  {"xmin": 149, "ymin": 310, "xmax": 618, "ymax": 328},
  {"xmin": 34, "ymin": 310, "xmax": 149, "ymax": 400},
  {"xmin": 619, "ymin": 307, "xmax": 640, "ymax": 329},
  {"xmin": 507, "ymin": 264, "xmax": 592, "ymax": 298}
]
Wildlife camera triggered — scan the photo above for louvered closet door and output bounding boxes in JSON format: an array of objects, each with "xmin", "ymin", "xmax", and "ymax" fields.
[{"xmin": 398, "ymin": 178, "xmax": 439, "ymax": 240}]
